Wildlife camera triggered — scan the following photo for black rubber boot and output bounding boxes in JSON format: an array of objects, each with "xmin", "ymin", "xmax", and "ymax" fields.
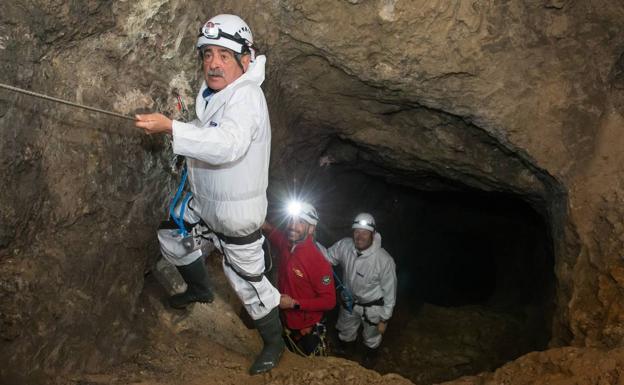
[
  {"xmin": 362, "ymin": 346, "xmax": 379, "ymax": 369},
  {"xmin": 168, "ymin": 258, "xmax": 214, "ymax": 309},
  {"xmin": 249, "ymin": 307, "xmax": 285, "ymax": 375},
  {"xmin": 333, "ymin": 338, "xmax": 356, "ymax": 358}
]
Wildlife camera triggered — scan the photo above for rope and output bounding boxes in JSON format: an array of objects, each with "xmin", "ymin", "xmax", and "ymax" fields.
[
  {"xmin": 284, "ymin": 329, "xmax": 310, "ymax": 357},
  {"xmin": 284, "ymin": 326, "xmax": 328, "ymax": 357},
  {"xmin": 0, "ymin": 82, "xmax": 135, "ymax": 121}
]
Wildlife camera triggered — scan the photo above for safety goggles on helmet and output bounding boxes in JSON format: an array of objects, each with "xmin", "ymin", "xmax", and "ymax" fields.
[{"xmin": 198, "ymin": 22, "xmax": 250, "ymax": 51}]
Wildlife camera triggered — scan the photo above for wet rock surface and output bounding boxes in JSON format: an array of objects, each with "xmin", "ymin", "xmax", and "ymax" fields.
[{"xmin": 1, "ymin": 0, "xmax": 624, "ymax": 384}]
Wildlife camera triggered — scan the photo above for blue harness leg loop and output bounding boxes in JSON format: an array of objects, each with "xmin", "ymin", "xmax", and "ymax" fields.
[
  {"xmin": 333, "ymin": 271, "xmax": 354, "ymax": 314},
  {"xmin": 168, "ymin": 163, "xmax": 191, "ymax": 237}
]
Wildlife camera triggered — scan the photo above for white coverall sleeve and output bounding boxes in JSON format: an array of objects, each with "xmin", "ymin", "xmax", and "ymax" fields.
[
  {"xmin": 325, "ymin": 239, "xmax": 345, "ymax": 266},
  {"xmin": 171, "ymin": 88, "xmax": 262, "ymax": 165},
  {"xmin": 379, "ymin": 257, "xmax": 397, "ymax": 321}
]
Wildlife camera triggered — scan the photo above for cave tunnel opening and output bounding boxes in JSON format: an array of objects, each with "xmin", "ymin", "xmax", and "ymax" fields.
[{"xmin": 267, "ymin": 161, "xmax": 555, "ymax": 385}]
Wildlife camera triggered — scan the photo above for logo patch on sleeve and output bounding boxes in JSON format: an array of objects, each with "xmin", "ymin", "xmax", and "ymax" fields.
[{"xmin": 321, "ymin": 275, "xmax": 331, "ymax": 285}]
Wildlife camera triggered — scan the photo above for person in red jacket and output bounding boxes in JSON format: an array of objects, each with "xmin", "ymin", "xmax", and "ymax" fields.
[{"xmin": 263, "ymin": 201, "xmax": 336, "ymax": 356}]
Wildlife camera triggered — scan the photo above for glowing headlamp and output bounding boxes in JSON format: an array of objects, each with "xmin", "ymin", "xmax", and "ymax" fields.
[
  {"xmin": 287, "ymin": 200, "xmax": 303, "ymax": 216},
  {"xmin": 285, "ymin": 200, "xmax": 319, "ymax": 226},
  {"xmin": 352, "ymin": 219, "xmax": 375, "ymax": 230}
]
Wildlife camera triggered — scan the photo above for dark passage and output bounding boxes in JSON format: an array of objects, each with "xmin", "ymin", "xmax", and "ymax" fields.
[{"xmin": 268, "ymin": 164, "xmax": 555, "ymax": 384}]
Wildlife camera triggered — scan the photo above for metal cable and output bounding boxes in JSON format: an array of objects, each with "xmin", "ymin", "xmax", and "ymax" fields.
[{"xmin": 0, "ymin": 82, "xmax": 135, "ymax": 121}]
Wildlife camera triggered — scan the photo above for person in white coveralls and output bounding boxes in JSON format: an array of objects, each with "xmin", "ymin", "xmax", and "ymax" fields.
[
  {"xmin": 135, "ymin": 14, "xmax": 283, "ymax": 375},
  {"xmin": 325, "ymin": 213, "xmax": 397, "ymax": 368}
]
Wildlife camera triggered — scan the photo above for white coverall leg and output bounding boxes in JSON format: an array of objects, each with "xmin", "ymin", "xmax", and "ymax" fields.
[
  {"xmin": 157, "ymin": 199, "xmax": 206, "ymax": 267},
  {"xmin": 157, "ymin": 200, "xmax": 279, "ymax": 320},
  {"xmin": 215, "ymin": 236, "xmax": 280, "ymax": 320},
  {"xmin": 336, "ymin": 305, "xmax": 383, "ymax": 349}
]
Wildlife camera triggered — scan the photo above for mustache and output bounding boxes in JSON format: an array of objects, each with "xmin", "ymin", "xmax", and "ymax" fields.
[{"xmin": 207, "ymin": 69, "xmax": 224, "ymax": 77}]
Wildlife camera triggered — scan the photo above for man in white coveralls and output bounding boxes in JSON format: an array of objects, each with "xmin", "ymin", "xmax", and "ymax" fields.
[
  {"xmin": 325, "ymin": 213, "xmax": 397, "ymax": 368},
  {"xmin": 135, "ymin": 14, "xmax": 283, "ymax": 375}
]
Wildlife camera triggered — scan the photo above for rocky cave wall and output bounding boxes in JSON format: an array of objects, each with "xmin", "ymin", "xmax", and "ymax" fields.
[
  {"xmin": 1, "ymin": 0, "xmax": 624, "ymax": 383},
  {"xmin": 266, "ymin": 0, "xmax": 624, "ymax": 350}
]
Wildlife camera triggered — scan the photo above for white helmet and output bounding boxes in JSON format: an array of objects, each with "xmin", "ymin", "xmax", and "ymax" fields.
[
  {"xmin": 287, "ymin": 201, "xmax": 319, "ymax": 226},
  {"xmin": 352, "ymin": 213, "xmax": 376, "ymax": 232},
  {"xmin": 196, "ymin": 14, "xmax": 254, "ymax": 56}
]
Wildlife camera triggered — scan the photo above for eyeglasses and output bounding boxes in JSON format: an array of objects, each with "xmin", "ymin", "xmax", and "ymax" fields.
[{"xmin": 199, "ymin": 22, "xmax": 249, "ymax": 48}]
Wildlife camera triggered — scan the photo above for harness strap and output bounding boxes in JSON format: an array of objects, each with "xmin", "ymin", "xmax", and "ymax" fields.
[
  {"xmin": 183, "ymin": 218, "xmax": 268, "ymax": 286},
  {"xmin": 167, "ymin": 182, "xmax": 268, "ymax": 304},
  {"xmin": 216, "ymin": 236, "xmax": 266, "ymax": 308},
  {"xmin": 158, "ymin": 219, "xmax": 196, "ymax": 232},
  {"xmin": 214, "ymin": 228, "xmax": 262, "ymax": 246},
  {"xmin": 169, "ymin": 164, "xmax": 190, "ymax": 236},
  {"xmin": 357, "ymin": 298, "xmax": 385, "ymax": 326},
  {"xmin": 185, "ymin": 195, "xmax": 263, "ymax": 246},
  {"xmin": 333, "ymin": 271, "xmax": 354, "ymax": 314},
  {"xmin": 221, "ymin": 253, "xmax": 264, "ymax": 282},
  {"xmin": 211, "ymin": 228, "xmax": 266, "ymax": 283},
  {"xmin": 356, "ymin": 298, "xmax": 385, "ymax": 307},
  {"xmin": 362, "ymin": 310, "xmax": 378, "ymax": 326}
]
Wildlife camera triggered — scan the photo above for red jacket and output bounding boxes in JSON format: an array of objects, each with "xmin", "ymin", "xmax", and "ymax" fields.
[{"xmin": 268, "ymin": 230, "xmax": 336, "ymax": 330}]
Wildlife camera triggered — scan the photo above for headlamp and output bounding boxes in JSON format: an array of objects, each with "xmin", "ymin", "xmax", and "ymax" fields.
[
  {"xmin": 201, "ymin": 22, "xmax": 220, "ymax": 39},
  {"xmin": 199, "ymin": 22, "xmax": 250, "ymax": 48},
  {"xmin": 285, "ymin": 200, "xmax": 319, "ymax": 226},
  {"xmin": 353, "ymin": 219, "xmax": 375, "ymax": 229},
  {"xmin": 287, "ymin": 201, "xmax": 303, "ymax": 216}
]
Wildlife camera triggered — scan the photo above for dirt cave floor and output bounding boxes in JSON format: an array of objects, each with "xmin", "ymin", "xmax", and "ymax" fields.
[
  {"xmin": 59, "ymin": 256, "xmax": 413, "ymax": 385},
  {"xmin": 58, "ymin": 256, "xmax": 624, "ymax": 385}
]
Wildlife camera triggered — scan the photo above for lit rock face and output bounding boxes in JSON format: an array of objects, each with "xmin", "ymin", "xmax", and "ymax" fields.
[
  {"xmin": 0, "ymin": 0, "xmax": 623, "ymax": 382},
  {"xmin": 264, "ymin": 0, "xmax": 624, "ymax": 351}
]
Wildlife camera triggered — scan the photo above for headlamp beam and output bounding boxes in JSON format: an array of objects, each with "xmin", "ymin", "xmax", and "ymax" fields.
[{"xmin": 287, "ymin": 201, "xmax": 303, "ymax": 216}]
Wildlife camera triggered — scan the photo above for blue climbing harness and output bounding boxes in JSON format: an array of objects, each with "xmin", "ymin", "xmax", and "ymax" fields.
[
  {"xmin": 333, "ymin": 270, "xmax": 354, "ymax": 314},
  {"xmin": 168, "ymin": 163, "xmax": 192, "ymax": 237}
]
